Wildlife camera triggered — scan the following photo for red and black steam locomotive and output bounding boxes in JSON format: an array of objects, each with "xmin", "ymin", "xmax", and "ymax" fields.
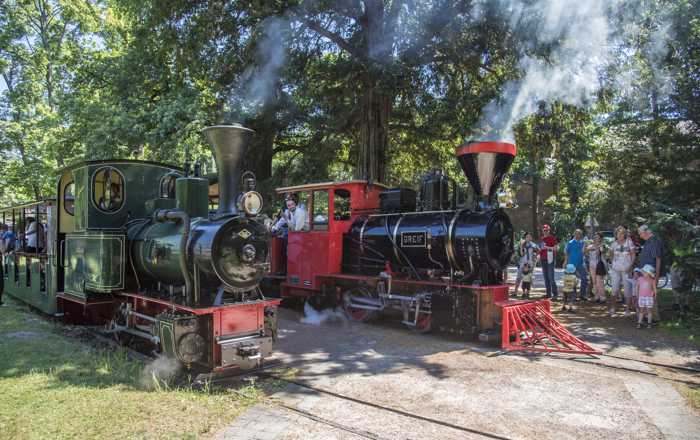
[{"xmin": 264, "ymin": 141, "xmax": 517, "ymax": 336}]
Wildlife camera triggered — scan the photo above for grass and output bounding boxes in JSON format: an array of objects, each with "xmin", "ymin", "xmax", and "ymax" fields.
[
  {"xmin": 656, "ymin": 288, "xmax": 700, "ymax": 346},
  {"xmin": 0, "ymin": 299, "xmax": 262, "ymax": 440},
  {"xmin": 688, "ymin": 388, "xmax": 700, "ymax": 412}
]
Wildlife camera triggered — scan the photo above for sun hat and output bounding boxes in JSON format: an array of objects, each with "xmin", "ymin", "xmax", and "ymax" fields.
[
  {"xmin": 641, "ymin": 264, "xmax": 656, "ymax": 277},
  {"xmin": 565, "ymin": 263, "xmax": 576, "ymax": 274}
]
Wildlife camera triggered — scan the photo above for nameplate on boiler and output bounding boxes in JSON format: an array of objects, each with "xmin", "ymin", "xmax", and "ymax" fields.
[{"xmin": 401, "ymin": 231, "xmax": 426, "ymax": 248}]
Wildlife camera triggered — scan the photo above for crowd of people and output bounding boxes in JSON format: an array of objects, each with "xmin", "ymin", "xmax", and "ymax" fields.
[
  {"xmin": 0, "ymin": 218, "xmax": 45, "ymax": 307},
  {"xmin": 512, "ymin": 223, "xmax": 694, "ymax": 328}
]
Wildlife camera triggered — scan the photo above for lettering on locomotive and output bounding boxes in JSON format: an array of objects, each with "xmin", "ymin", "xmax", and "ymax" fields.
[{"xmin": 400, "ymin": 231, "xmax": 426, "ymax": 248}]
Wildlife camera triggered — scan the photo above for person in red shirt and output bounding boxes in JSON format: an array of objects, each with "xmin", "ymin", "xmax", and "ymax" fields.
[{"xmin": 540, "ymin": 224, "xmax": 559, "ymax": 299}]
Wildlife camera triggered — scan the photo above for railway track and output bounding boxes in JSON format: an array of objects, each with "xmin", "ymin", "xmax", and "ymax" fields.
[
  {"xmin": 488, "ymin": 350, "xmax": 700, "ymax": 386},
  {"xmin": 207, "ymin": 349, "xmax": 699, "ymax": 440},
  {"xmin": 217, "ymin": 368, "xmax": 515, "ymax": 440},
  {"xmin": 45, "ymin": 306, "xmax": 700, "ymax": 390}
]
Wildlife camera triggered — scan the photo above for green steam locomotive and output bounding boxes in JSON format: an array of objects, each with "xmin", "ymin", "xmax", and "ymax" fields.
[{"xmin": 1, "ymin": 125, "xmax": 279, "ymax": 375}]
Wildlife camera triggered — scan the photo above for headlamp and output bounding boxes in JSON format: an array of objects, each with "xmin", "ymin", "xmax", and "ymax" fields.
[{"xmin": 240, "ymin": 191, "xmax": 263, "ymax": 216}]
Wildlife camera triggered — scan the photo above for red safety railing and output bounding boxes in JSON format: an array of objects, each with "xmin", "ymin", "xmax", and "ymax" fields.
[{"xmin": 497, "ymin": 300, "xmax": 602, "ymax": 355}]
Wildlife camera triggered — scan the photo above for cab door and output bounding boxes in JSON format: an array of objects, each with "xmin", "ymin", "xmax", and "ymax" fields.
[
  {"xmin": 56, "ymin": 171, "xmax": 76, "ymax": 293},
  {"xmin": 287, "ymin": 189, "xmax": 332, "ymax": 291}
]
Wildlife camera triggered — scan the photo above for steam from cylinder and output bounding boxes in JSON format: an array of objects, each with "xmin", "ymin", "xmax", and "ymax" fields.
[{"xmin": 202, "ymin": 124, "xmax": 255, "ymax": 216}]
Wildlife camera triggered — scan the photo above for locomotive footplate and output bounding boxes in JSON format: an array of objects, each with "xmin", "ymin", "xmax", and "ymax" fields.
[{"xmin": 217, "ymin": 334, "xmax": 273, "ymax": 371}]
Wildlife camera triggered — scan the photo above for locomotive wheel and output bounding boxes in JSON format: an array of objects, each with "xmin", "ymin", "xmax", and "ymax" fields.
[
  {"xmin": 342, "ymin": 287, "xmax": 377, "ymax": 322},
  {"xmin": 409, "ymin": 313, "xmax": 432, "ymax": 334}
]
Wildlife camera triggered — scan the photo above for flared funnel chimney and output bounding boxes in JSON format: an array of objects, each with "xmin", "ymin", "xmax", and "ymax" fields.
[
  {"xmin": 202, "ymin": 124, "xmax": 254, "ymax": 216},
  {"xmin": 456, "ymin": 141, "xmax": 516, "ymax": 208}
]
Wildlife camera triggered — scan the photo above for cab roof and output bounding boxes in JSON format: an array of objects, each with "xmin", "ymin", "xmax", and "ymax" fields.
[
  {"xmin": 58, "ymin": 159, "xmax": 182, "ymax": 174},
  {"xmin": 275, "ymin": 180, "xmax": 388, "ymax": 194}
]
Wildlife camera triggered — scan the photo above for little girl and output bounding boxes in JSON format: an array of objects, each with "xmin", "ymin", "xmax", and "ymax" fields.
[{"xmin": 636, "ymin": 265, "xmax": 657, "ymax": 328}]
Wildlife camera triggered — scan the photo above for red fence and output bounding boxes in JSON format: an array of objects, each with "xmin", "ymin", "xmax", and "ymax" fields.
[{"xmin": 498, "ymin": 300, "xmax": 602, "ymax": 355}]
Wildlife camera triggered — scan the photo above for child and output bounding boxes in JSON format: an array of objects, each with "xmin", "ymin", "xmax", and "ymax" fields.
[
  {"xmin": 624, "ymin": 268, "xmax": 640, "ymax": 317},
  {"xmin": 636, "ymin": 265, "xmax": 657, "ymax": 328},
  {"xmin": 520, "ymin": 262, "xmax": 533, "ymax": 299},
  {"xmin": 561, "ymin": 264, "xmax": 578, "ymax": 313}
]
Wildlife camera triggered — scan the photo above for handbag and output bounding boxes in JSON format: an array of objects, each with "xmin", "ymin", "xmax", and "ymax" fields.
[{"xmin": 595, "ymin": 248, "xmax": 607, "ymax": 276}]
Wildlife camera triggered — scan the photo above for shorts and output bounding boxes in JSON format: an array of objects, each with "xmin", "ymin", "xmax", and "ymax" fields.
[
  {"xmin": 638, "ymin": 296, "xmax": 654, "ymax": 308},
  {"xmin": 522, "ymin": 281, "xmax": 531, "ymax": 290}
]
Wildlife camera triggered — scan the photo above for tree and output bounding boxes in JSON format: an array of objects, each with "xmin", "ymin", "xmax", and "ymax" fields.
[{"xmin": 0, "ymin": 0, "xmax": 103, "ymax": 202}]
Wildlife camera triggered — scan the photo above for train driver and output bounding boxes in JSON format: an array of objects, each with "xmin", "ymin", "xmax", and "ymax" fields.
[
  {"xmin": 99, "ymin": 183, "xmax": 123, "ymax": 211},
  {"xmin": 272, "ymin": 193, "xmax": 308, "ymax": 235},
  {"xmin": 25, "ymin": 217, "xmax": 45, "ymax": 253}
]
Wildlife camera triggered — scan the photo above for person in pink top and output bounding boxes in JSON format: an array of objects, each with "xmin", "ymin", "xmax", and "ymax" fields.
[{"xmin": 636, "ymin": 264, "xmax": 657, "ymax": 329}]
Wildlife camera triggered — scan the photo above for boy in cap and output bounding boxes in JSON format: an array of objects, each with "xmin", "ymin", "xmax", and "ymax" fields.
[{"xmin": 561, "ymin": 264, "xmax": 578, "ymax": 313}]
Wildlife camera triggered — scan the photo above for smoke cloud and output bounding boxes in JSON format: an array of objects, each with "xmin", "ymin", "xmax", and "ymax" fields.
[
  {"xmin": 139, "ymin": 355, "xmax": 181, "ymax": 390},
  {"xmin": 472, "ymin": 0, "xmax": 674, "ymax": 139},
  {"xmin": 226, "ymin": 17, "xmax": 289, "ymax": 121},
  {"xmin": 300, "ymin": 301, "xmax": 347, "ymax": 326}
]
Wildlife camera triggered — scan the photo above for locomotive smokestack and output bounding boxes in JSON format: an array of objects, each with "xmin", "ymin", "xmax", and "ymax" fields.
[
  {"xmin": 202, "ymin": 124, "xmax": 255, "ymax": 216},
  {"xmin": 456, "ymin": 141, "xmax": 516, "ymax": 209}
]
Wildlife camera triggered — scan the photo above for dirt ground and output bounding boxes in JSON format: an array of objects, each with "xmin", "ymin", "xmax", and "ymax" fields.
[{"xmin": 214, "ymin": 269, "xmax": 700, "ymax": 440}]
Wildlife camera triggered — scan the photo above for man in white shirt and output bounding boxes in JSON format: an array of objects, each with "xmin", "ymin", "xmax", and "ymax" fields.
[
  {"xmin": 25, "ymin": 217, "xmax": 44, "ymax": 253},
  {"xmin": 272, "ymin": 193, "xmax": 308, "ymax": 234}
]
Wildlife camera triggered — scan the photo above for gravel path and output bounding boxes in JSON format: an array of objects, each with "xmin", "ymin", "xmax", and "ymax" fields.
[{"xmin": 215, "ymin": 306, "xmax": 700, "ymax": 440}]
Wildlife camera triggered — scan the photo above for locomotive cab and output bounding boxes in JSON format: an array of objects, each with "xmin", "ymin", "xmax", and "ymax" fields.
[{"xmin": 269, "ymin": 181, "xmax": 385, "ymax": 296}]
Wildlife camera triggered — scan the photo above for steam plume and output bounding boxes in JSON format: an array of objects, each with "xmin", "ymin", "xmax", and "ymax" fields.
[
  {"xmin": 139, "ymin": 355, "xmax": 181, "ymax": 389},
  {"xmin": 472, "ymin": 0, "xmax": 674, "ymax": 139},
  {"xmin": 226, "ymin": 17, "xmax": 289, "ymax": 121}
]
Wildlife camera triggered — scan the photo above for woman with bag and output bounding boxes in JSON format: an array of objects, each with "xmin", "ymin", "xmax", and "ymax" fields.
[
  {"xmin": 608, "ymin": 226, "xmax": 636, "ymax": 316},
  {"xmin": 586, "ymin": 232, "xmax": 608, "ymax": 307}
]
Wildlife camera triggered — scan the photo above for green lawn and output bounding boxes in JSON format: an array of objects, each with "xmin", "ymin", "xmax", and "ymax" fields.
[
  {"xmin": 656, "ymin": 288, "xmax": 700, "ymax": 346},
  {"xmin": 0, "ymin": 299, "xmax": 260, "ymax": 439}
]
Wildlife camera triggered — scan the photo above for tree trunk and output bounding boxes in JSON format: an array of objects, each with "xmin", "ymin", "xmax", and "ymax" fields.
[
  {"xmin": 355, "ymin": 0, "xmax": 393, "ymax": 184},
  {"xmin": 250, "ymin": 134, "xmax": 275, "ymax": 182},
  {"xmin": 356, "ymin": 80, "xmax": 391, "ymax": 183}
]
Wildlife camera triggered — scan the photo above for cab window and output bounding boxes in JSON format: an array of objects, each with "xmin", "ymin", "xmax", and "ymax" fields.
[
  {"xmin": 334, "ymin": 189, "xmax": 351, "ymax": 221},
  {"xmin": 312, "ymin": 190, "xmax": 329, "ymax": 230},
  {"xmin": 160, "ymin": 173, "xmax": 178, "ymax": 199},
  {"xmin": 64, "ymin": 181, "xmax": 75, "ymax": 216},
  {"xmin": 93, "ymin": 167, "xmax": 124, "ymax": 213}
]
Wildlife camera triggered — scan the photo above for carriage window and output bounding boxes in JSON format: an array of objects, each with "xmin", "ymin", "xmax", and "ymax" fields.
[
  {"xmin": 334, "ymin": 189, "xmax": 351, "ymax": 221},
  {"xmin": 159, "ymin": 173, "xmax": 179, "ymax": 199},
  {"xmin": 92, "ymin": 167, "xmax": 124, "ymax": 213},
  {"xmin": 312, "ymin": 190, "xmax": 329, "ymax": 230},
  {"xmin": 64, "ymin": 181, "xmax": 75, "ymax": 216}
]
